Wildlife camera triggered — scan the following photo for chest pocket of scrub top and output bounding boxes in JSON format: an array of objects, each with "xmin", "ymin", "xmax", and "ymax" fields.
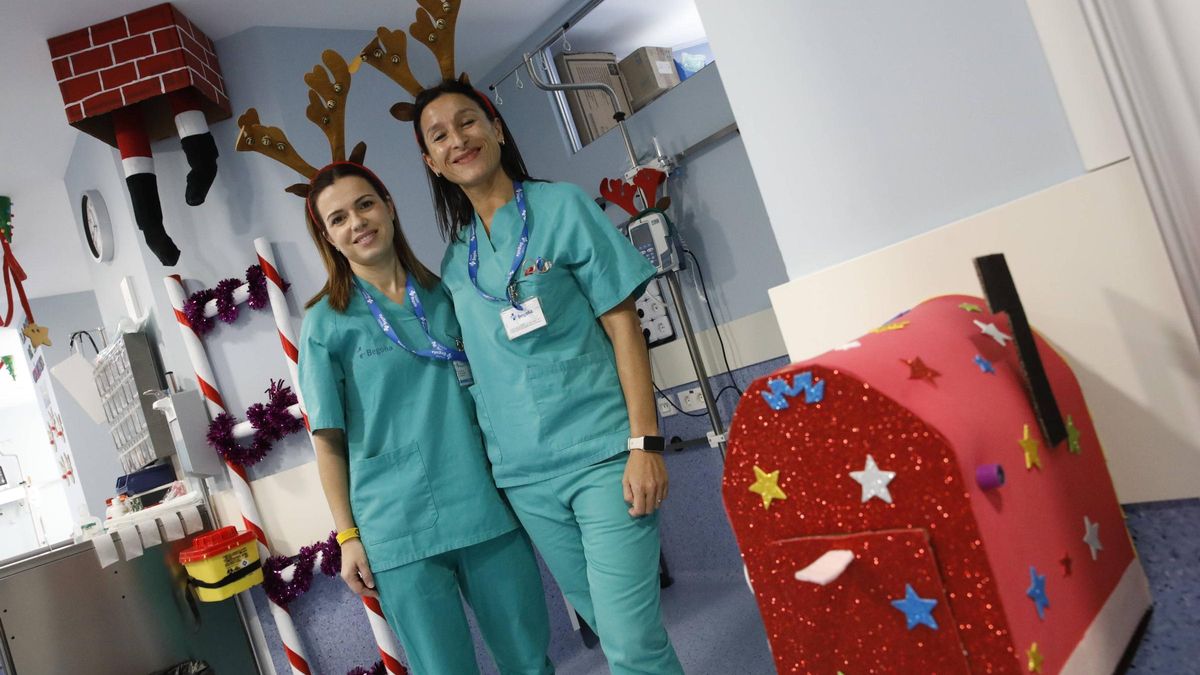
[
  {"xmin": 349, "ymin": 441, "xmax": 438, "ymax": 543},
  {"xmin": 528, "ymin": 349, "xmax": 626, "ymax": 450}
]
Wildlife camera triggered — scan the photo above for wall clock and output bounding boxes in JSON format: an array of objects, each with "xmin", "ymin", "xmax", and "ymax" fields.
[{"xmin": 80, "ymin": 189, "xmax": 114, "ymax": 263}]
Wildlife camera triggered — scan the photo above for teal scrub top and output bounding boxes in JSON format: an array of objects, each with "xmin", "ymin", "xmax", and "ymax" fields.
[
  {"xmin": 440, "ymin": 181, "xmax": 655, "ymax": 488},
  {"xmin": 298, "ymin": 278, "xmax": 518, "ymax": 572}
]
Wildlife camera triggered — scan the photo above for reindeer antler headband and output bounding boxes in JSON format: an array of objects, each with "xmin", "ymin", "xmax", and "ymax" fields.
[
  {"xmin": 358, "ymin": 0, "xmax": 475, "ymax": 123},
  {"xmin": 234, "ymin": 0, "xmax": 466, "ymax": 200}
]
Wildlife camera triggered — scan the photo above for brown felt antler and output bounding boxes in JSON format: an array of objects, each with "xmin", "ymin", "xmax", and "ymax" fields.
[
  {"xmin": 235, "ymin": 49, "xmax": 370, "ymax": 197},
  {"xmin": 411, "ymin": 0, "xmax": 461, "ymax": 82},
  {"xmin": 235, "ymin": 109, "xmax": 319, "ymax": 180},
  {"xmin": 304, "ymin": 50, "xmax": 353, "ymax": 162},
  {"xmin": 364, "ymin": 0, "xmax": 465, "ymax": 123}
]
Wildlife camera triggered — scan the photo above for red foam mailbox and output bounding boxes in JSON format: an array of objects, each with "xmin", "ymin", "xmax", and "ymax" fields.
[{"xmin": 724, "ymin": 295, "xmax": 1150, "ymax": 674}]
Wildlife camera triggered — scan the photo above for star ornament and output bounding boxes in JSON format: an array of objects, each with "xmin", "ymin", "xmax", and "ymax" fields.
[
  {"xmin": 1019, "ymin": 424, "xmax": 1042, "ymax": 470},
  {"xmin": 974, "ymin": 319, "xmax": 1013, "ymax": 346},
  {"xmin": 749, "ymin": 465, "xmax": 787, "ymax": 510},
  {"xmin": 850, "ymin": 454, "xmax": 896, "ymax": 503},
  {"xmin": 1083, "ymin": 516, "xmax": 1103, "ymax": 560},
  {"xmin": 1059, "ymin": 552, "xmax": 1073, "ymax": 577},
  {"xmin": 891, "ymin": 584, "xmax": 939, "ymax": 630},
  {"xmin": 901, "ymin": 357, "xmax": 941, "ymax": 384},
  {"xmin": 1027, "ymin": 642, "xmax": 1044, "ymax": 672},
  {"xmin": 871, "ymin": 320, "xmax": 910, "ymax": 334},
  {"xmin": 973, "ymin": 354, "xmax": 996, "ymax": 374},
  {"xmin": 959, "ymin": 302, "xmax": 983, "ymax": 313},
  {"xmin": 1066, "ymin": 415, "xmax": 1082, "ymax": 454},
  {"xmin": 1026, "ymin": 566, "xmax": 1050, "ymax": 620}
]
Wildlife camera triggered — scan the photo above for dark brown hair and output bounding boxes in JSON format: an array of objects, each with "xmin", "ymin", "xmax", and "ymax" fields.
[
  {"xmin": 412, "ymin": 80, "xmax": 536, "ymax": 242},
  {"xmin": 303, "ymin": 163, "xmax": 437, "ymax": 311}
]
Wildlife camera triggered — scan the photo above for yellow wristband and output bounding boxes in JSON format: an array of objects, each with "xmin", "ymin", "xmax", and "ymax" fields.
[{"xmin": 336, "ymin": 527, "xmax": 360, "ymax": 545}]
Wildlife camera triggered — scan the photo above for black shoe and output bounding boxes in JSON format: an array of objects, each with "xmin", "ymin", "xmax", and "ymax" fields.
[
  {"xmin": 180, "ymin": 132, "xmax": 219, "ymax": 206},
  {"xmin": 126, "ymin": 173, "xmax": 181, "ymax": 266}
]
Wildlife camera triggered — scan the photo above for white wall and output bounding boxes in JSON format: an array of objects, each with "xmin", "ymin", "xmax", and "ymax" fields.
[
  {"xmin": 692, "ymin": 0, "xmax": 1084, "ymax": 282},
  {"xmin": 769, "ymin": 160, "xmax": 1200, "ymax": 504}
]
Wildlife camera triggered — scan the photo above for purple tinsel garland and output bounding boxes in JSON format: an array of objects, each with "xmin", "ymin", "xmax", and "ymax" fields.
[
  {"xmin": 262, "ymin": 531, "xmax": 341, "ymax": 607},
  {"xmin": 346, "ymin": 663, "xmax": 385, "ymax": 675},
  {"xmin": 205, "ymin": 380, "xmax": 304, "ymax": 467},
  {"xmin": 182, "ymin": 264, "xmax": 275, "ymax": 336}
]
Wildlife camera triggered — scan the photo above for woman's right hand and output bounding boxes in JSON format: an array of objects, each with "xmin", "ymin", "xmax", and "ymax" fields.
[{"xmin": 340, "ymin": 539, "xmax": 379, "ymax": 599}]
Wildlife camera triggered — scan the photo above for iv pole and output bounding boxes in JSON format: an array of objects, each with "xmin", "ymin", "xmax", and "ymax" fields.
[{"xmin": 522, "ymin": 49, "xmax": 728, "ymax": 458}]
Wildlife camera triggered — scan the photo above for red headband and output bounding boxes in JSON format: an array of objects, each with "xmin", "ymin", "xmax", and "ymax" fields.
[{"xmin": 305, "ymin": 161, "xmax": 389, "ymax": 226}]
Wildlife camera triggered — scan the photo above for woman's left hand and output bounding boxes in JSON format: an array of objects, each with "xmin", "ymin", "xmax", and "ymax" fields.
[{"xmin": 624, "ymin": 450, "xmax": 669, "ymax": 517}]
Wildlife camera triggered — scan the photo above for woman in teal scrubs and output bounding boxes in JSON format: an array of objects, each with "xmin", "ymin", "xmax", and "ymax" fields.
[
  {"xmin": 410, "ymin": 81, "xmax": 684, "ymax": 675},
  {"xmin": 297, "ymin": 162, "xmax": 554, "ymax": 675}
]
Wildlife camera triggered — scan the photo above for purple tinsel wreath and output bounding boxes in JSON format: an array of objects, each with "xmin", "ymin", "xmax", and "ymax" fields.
[
  {"xmin": 262, "ymin": 531, "xmax": 341, "ymax": 607},
  {"xmin": 205, "ymin": 380, "xmax": 304, "ymax": 467},
  {"xmin": 182, "ymin": 265, "xmax": 279, "ymax": 336}
]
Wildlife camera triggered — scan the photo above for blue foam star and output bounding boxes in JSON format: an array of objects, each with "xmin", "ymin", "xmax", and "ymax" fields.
[
  {"xmin": 974, "ymin": 354, "xmax": 996, "ymax": 374},
  {"xmin": 891, "ymin": 583, "xmax": 939, "ymax": 630},
  {"xmin": 1026, "ymin": 566, "xmax": 1049, "ymax": 620}
]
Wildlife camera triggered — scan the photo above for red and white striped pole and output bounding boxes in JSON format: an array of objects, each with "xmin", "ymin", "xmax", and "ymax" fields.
[
  {"xmin": 163, "ymin": 274, "xmax": 314, "ymax": 675},
  {"xmin": 253, "ymin": 238, "xmax": 408, "ymax": 675}
]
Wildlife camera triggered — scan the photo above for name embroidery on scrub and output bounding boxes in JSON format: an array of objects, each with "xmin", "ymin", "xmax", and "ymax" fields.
[{"xmin": 352, "ymin": 276, "xmax": 474, "ymax": 387}]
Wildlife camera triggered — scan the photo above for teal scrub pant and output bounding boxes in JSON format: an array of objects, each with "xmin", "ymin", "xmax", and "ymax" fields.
[
  {"xmin": 504, "ymin": 452, "xmax": 684, "ymax": 675},
  {"xmin": 372, "ymin": 529, "xmax": 554, "ymax": 675}
]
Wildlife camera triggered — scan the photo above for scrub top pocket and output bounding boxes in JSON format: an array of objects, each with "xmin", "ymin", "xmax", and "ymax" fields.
[
  {"xmin": 350, "ymin": 441, "xmax": 439, "ymax": 545},
  {"xmin": 528, "ymin": 350, "xmax": 626, "ymax": 451}
]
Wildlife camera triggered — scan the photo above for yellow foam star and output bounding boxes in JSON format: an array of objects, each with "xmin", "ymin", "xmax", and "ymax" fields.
[
  {"xmin": 871, "ymin": 320, "xmax": 910, "ymax": 334},
  {"xmin": 1027, "ymin": 642, "xmax": 1044, "ymax": 672},
  {"xmin": 1020, "ymin": 424, "xmax": 1041, "ymax": 470},
  {"xmin": 1066, "ymin": 415, "xmax": 1082, "ymax": 455},
  {"xmin": 959, "ymin": 302, "xmax": 983, "ymax": 312},
  {"xmin": 749, "ymin": 465, "xmax": 787, "ymax": 510},
  {"xmin": 23, "ymin": 323, "xmax": 51, "ymax": 348}
]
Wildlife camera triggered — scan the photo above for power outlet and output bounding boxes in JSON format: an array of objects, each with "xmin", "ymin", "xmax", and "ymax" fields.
[
  {"xmin": 656, "ymin": 396, "xmax": 676, "ymax": 418},
  {"xmin": 677, "ymin": 387, "xmax": 706, "ymax": 413}
]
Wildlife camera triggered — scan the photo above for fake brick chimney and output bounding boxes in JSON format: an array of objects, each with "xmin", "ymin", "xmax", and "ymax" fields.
[{"xmin": 47, "ymin": 3, "xmax": 231, "ymax": 146}]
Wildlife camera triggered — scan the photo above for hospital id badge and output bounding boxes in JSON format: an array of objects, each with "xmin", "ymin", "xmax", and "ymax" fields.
[
  {"xmin": 452, "ymin": 360, "xmax": 474, "ymax": 387},
  {"xmin": 501, "ymin": 297, "xmax": 548, "ymax": 340}
]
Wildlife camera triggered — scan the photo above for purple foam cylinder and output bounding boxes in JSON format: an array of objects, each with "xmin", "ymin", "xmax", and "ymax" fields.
[{"xmin": 976, "ymin": 463, "xmax": 1005, "ymax": 490}]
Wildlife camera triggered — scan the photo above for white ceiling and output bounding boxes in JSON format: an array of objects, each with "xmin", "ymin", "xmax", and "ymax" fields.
[
  {"xmin": 551, "ymin": 0, "xmax": 705, "ymax": 60},
  {"xmin": 0, "ymin": 0, "xmax": 574, "ymax": 299}
]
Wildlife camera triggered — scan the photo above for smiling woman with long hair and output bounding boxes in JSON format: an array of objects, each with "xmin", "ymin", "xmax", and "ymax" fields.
[
  {"xmin": 297, "ymin": 161, "xmax": 553, "ymax": 675},
  {"xmin": 410, "ymin": 80, "xmax": 684, "ymax": 675}
]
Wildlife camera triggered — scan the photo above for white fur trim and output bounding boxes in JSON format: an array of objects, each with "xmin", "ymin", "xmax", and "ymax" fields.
[
  {"xmin": 174, "ymin": 109, "xmax": 209, "ymax": 138},
  {"xmin": 122, "ymin": 156, "xmax": 154, "ymax": 176}
]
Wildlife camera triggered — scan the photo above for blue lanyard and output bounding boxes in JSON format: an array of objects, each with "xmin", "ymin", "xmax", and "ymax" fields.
[
  {"xmin": 353, "ymin": 276, "xmax": 467, "ymax": 362},
  {"xmin": 468, "ymin": 180, "xmax": 529, "ymax": 310}
]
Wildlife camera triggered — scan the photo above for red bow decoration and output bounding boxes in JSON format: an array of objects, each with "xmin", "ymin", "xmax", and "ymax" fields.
[{"xmin": 1, "ymin": 235, "xmax": 50, "ymax": 347}]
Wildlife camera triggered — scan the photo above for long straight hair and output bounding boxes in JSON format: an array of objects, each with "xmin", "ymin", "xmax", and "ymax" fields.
[
  {"xmin": 412, "ymin": 80, "xmax": 536, "ymax": 242},
  {"xmin": 304, "ymin": 163, "xmax": 437, "ymax": 311}
]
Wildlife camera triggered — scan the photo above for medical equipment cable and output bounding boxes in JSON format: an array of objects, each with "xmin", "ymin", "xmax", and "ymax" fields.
[{"xmin": 683, "ymin": 249, "xmax": 744, "ymax": 395}]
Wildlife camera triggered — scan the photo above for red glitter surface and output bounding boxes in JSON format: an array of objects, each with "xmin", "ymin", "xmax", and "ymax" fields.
[
  {"xmin": 723, "ymin": 295, "xmax": 1140, "ymax": 674},
  {"xmin": 726, "ymin": 366, "xmax": 1017, "ymax": 673}
]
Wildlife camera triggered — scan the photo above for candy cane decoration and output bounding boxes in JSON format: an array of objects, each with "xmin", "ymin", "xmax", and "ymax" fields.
[
  {"xmin": 255, "ymin": 238, "xmax": 408, "ymax": 675},
  {"xmin": 164, "ymin": 274, "xmax": 314, "ymax": 675}
]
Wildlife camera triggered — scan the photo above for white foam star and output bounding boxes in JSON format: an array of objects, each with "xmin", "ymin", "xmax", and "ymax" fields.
[
  {"xmin": 974, "ymin": 320, "xmax": 1013, "ymax": 346},
  {"xmin": 1083, "ymin": 516, "xmax": 1103, "ymax": 560},
  {"xmin": 850, "ymin": 454, "xmax": 896, "ymax": 503},
  {"xmin": 835, "ymin": 340, "xmax": 862, "ymax": 351}
]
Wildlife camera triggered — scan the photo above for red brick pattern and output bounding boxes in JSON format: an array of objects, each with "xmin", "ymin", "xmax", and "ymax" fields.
[{"xmin": 46, "ymin": 2, "xmax": 229, "ymax": 125}]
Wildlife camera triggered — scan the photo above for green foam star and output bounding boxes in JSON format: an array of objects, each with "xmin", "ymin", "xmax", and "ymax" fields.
[{"xmin": 1066, "ymin": 415, "xmax": 1082, "ymax": 454}]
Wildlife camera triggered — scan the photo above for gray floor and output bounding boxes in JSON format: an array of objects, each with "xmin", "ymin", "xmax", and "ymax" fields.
[{"xmin": 250, "ymin": 357, "xmax": 1200, "ymax": 674}]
